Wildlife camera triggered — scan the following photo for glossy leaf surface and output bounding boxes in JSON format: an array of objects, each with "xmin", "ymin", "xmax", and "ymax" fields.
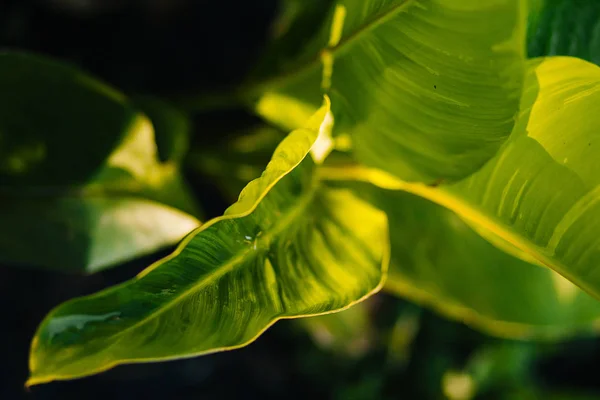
[
  {"xmin": 328, "ymin": 56, "xmax": 600, "ymax": 302},
  {"xmin": 28, "ymin": 102, "xmax": 388, "ymax": 384},
  {"xmin": 0, "ymin": 53, "xmax": 200, "ymax": 272},
  {"xmin": 358, "ymin": 186, "xmax": 600, "ymax": 339},
  {"xmin": 244, "ymin": 0, "xmax": 526, "ymax": 183}
]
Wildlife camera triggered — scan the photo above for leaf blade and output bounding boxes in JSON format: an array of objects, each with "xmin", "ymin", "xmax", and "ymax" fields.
[
  {"xmin": 246, "ymin": 0, "xmax": 526, "ymax": 183},
  {"xmin": 28, "ymin": 101, "xmax": 389, "ymax": 384},
  {"xmin": 374, "ymin": 188, "xmax": 600, "ymax": 339},
  {"xmin": 324, "ymin": 56, "xmax": 600, "ymax": 306}
]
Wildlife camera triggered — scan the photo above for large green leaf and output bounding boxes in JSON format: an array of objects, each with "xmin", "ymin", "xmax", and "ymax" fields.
[
  {"xmin": 324, "ymin": 56, "xmax": 600, "ymax": 302},
  {"xmin": 0, "ymin": 53, "xmax": 200, "ymax": 273},
  {"xmin": 352, "ymin": 184, "xmax": 600, "ymax": 339},
  {"xmin": 28, "ymin": 101, "xmax": 389, "ymax": 385},
  {"xmin": 239, "ymin": 0, "xmax": 526, "ymax": 184},
  {"xmin": 528, "ymin": 0, "xmax": 600, "ymax": 64}
]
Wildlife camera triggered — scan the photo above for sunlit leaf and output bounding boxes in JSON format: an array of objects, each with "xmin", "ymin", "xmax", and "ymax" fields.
[
  {"xmin": 528, "ymin": 0, "xmax": 600, "ymax": 64},
  {"xmin": 323, "ymin": 56, "xmax": 600, "ymax": 304},
  {"xmin": 0, "ymin": 53, "xmax": 200, "ymax": 273},
  {"xmin": 349, "ymin": 185, "xmax": 600, "ymax": 339},
  {"xmin": 238, "ymin": 0, "xmax": 526, "ymax": 183},
  {"xmin": 28, "ymin": 100, "xmax": 389, "ymax": 385}
]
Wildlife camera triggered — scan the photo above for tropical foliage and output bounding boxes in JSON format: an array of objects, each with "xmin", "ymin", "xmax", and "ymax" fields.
[{"xmin": 2, "ymin": 0, "xmax": 600, "ymax": 389}]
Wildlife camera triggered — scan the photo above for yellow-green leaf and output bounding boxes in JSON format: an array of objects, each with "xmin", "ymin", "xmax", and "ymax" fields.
[
  {"xmin": 325, "ymin": 56, "xmax": 600, "ymax": 304},
  {"xmin": 351, "ymin": 184, "xmax": 600, "ymax": 339},
  {"xmin": 243, "ymin": 0, "xmax": 526, "ymax": 184},
  {"xmin": 28, "ymin": 101, "xmax": 389, "ymax": 385}
]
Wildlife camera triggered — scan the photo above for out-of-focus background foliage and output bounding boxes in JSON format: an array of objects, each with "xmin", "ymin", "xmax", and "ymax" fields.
[{"xmin": 2, "ymin": 0, "xmax": 600, "ymax": 399}]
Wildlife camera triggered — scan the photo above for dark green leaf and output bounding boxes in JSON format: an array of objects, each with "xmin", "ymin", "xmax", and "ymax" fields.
[
  {"xmin": 0, "ymin": 53, "xmax": 200, "ymax": 273},
  {"xmin": 528, "ymin": 0, "xmax": 600, "ymax": 64},
  {"xmin": 0, "ymin": 52, "xmax": 136, "ymax": 187}
]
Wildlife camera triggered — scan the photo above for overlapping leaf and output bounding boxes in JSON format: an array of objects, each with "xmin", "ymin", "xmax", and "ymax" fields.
[
  {"xmin": 348, "ymin": 185, "xmax": 600, "ymax": 339},
  {"xmin": 239, "ymin": 0, "xmax": 526, "ymax": 184},
  {"xmin": 0, "ymin": 53, "xmax": 200, "ymax": 272},
  {"xmin": 327, "ymin": 56, "xmax": 600, "ymax": 302},
  {"xmin": 28, "ymin": 101, "xmax": 389, "ymax": 385}
]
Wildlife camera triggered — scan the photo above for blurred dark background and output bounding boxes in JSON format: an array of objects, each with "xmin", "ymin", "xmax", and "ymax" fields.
[{"xmin": 2, "ymin": 1, "xmax": 600, "ymax": 399}]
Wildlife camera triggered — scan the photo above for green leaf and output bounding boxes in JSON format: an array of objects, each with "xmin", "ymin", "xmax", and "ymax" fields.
[
  {"xmin": 28, "ymin": 100, "xmax": 389, "ymax": 385},
  {"xmin": 353, "ymin": 184, "xmax": 600, "ymax": 339},
  {"xmin": 0, "ymin": 53, "xmax": 200, "ymax": 273},
  {"xmin": 0, "ymin": 52, "xmax": 136, "ymax": 187},
  {"xmin": 527, "ymin": 0, "xmax": 600, "ymax": 64},
  {"xmin": 242, "ymin": 0, "xmax": 526, "ymax": 183},
  {"xmin": 324, "ymin": 56, "xmax": 600, "ymax": 304}
]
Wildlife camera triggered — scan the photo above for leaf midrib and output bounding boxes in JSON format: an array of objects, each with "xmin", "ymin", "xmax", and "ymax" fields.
[
  {"xmin": 241, "ymin": 0, "xmax": 414, "ymax": 98},
  {"xmin": 95, "ymin": 175, "xmax": 320, "ymax": 349}
]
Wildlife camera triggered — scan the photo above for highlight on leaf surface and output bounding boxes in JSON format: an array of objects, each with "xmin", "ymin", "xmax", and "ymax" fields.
[
  {"xmin": 243, "ymin": 0, "xmax": 526, "ymax": 184},
  {"xmin": 324, "ymin": 56, "xmax": 600, "ymax": 304},
  {"xmin": 28, "ymin": 99, "xmax": 389, "ymax": 385},
  {"xmin": 344, "ymin": 184, "xmax": 600, "ymax": 339},
  {"xmin": 0, "ymin": 53, "xmax": 201, "ymax": 273}
]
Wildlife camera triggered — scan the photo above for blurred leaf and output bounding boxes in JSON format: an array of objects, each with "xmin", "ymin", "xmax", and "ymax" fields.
[
  {"xmin": 384, "ymin": 304, "xmax": 421, "ymax": 369},
  {"xmin": 133, "ymin": 96, "xmax": 191, "ymax": 163},
  {"xmin": 253, "ymin": 0, "xmax": 336, "ymax": 78},
  {"xmin": 188, "ymin": 123, "xmax": 285, "ymax": 201},
  {"xmin": 335, "ymin": 184, "xmax": 600, "ymax": 339},
  {"xmin": 235, "ymin": 0, "xmax": 526, "ymax": 184},
  {"xmin": 504, "ymin": 390, "xmax": 600, "ymax": 400},
  {"xmin": 28, "ymin": 100, "xmax": 389, "ymax": 385},
  {"xmin": 527, "ymin": 0, "xmax": 600, "ymax": 64},
  {"xmin": 299, "ymin": 300, "xmax": 375, "ymax": 358},
  {"xmin": 322, "ymin": 56, "xmax": 600, "ymax": 308},
  {"xmin": 0, "ymin": 52, "xmax": 135, "ymax": 187},
  {"xmin": 0, "ymin": 52, "xmax": 200, "ymax": 273},
  {"xmin": 441, "ymin": 342, "xmax": 536, "ymax": 400}
]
